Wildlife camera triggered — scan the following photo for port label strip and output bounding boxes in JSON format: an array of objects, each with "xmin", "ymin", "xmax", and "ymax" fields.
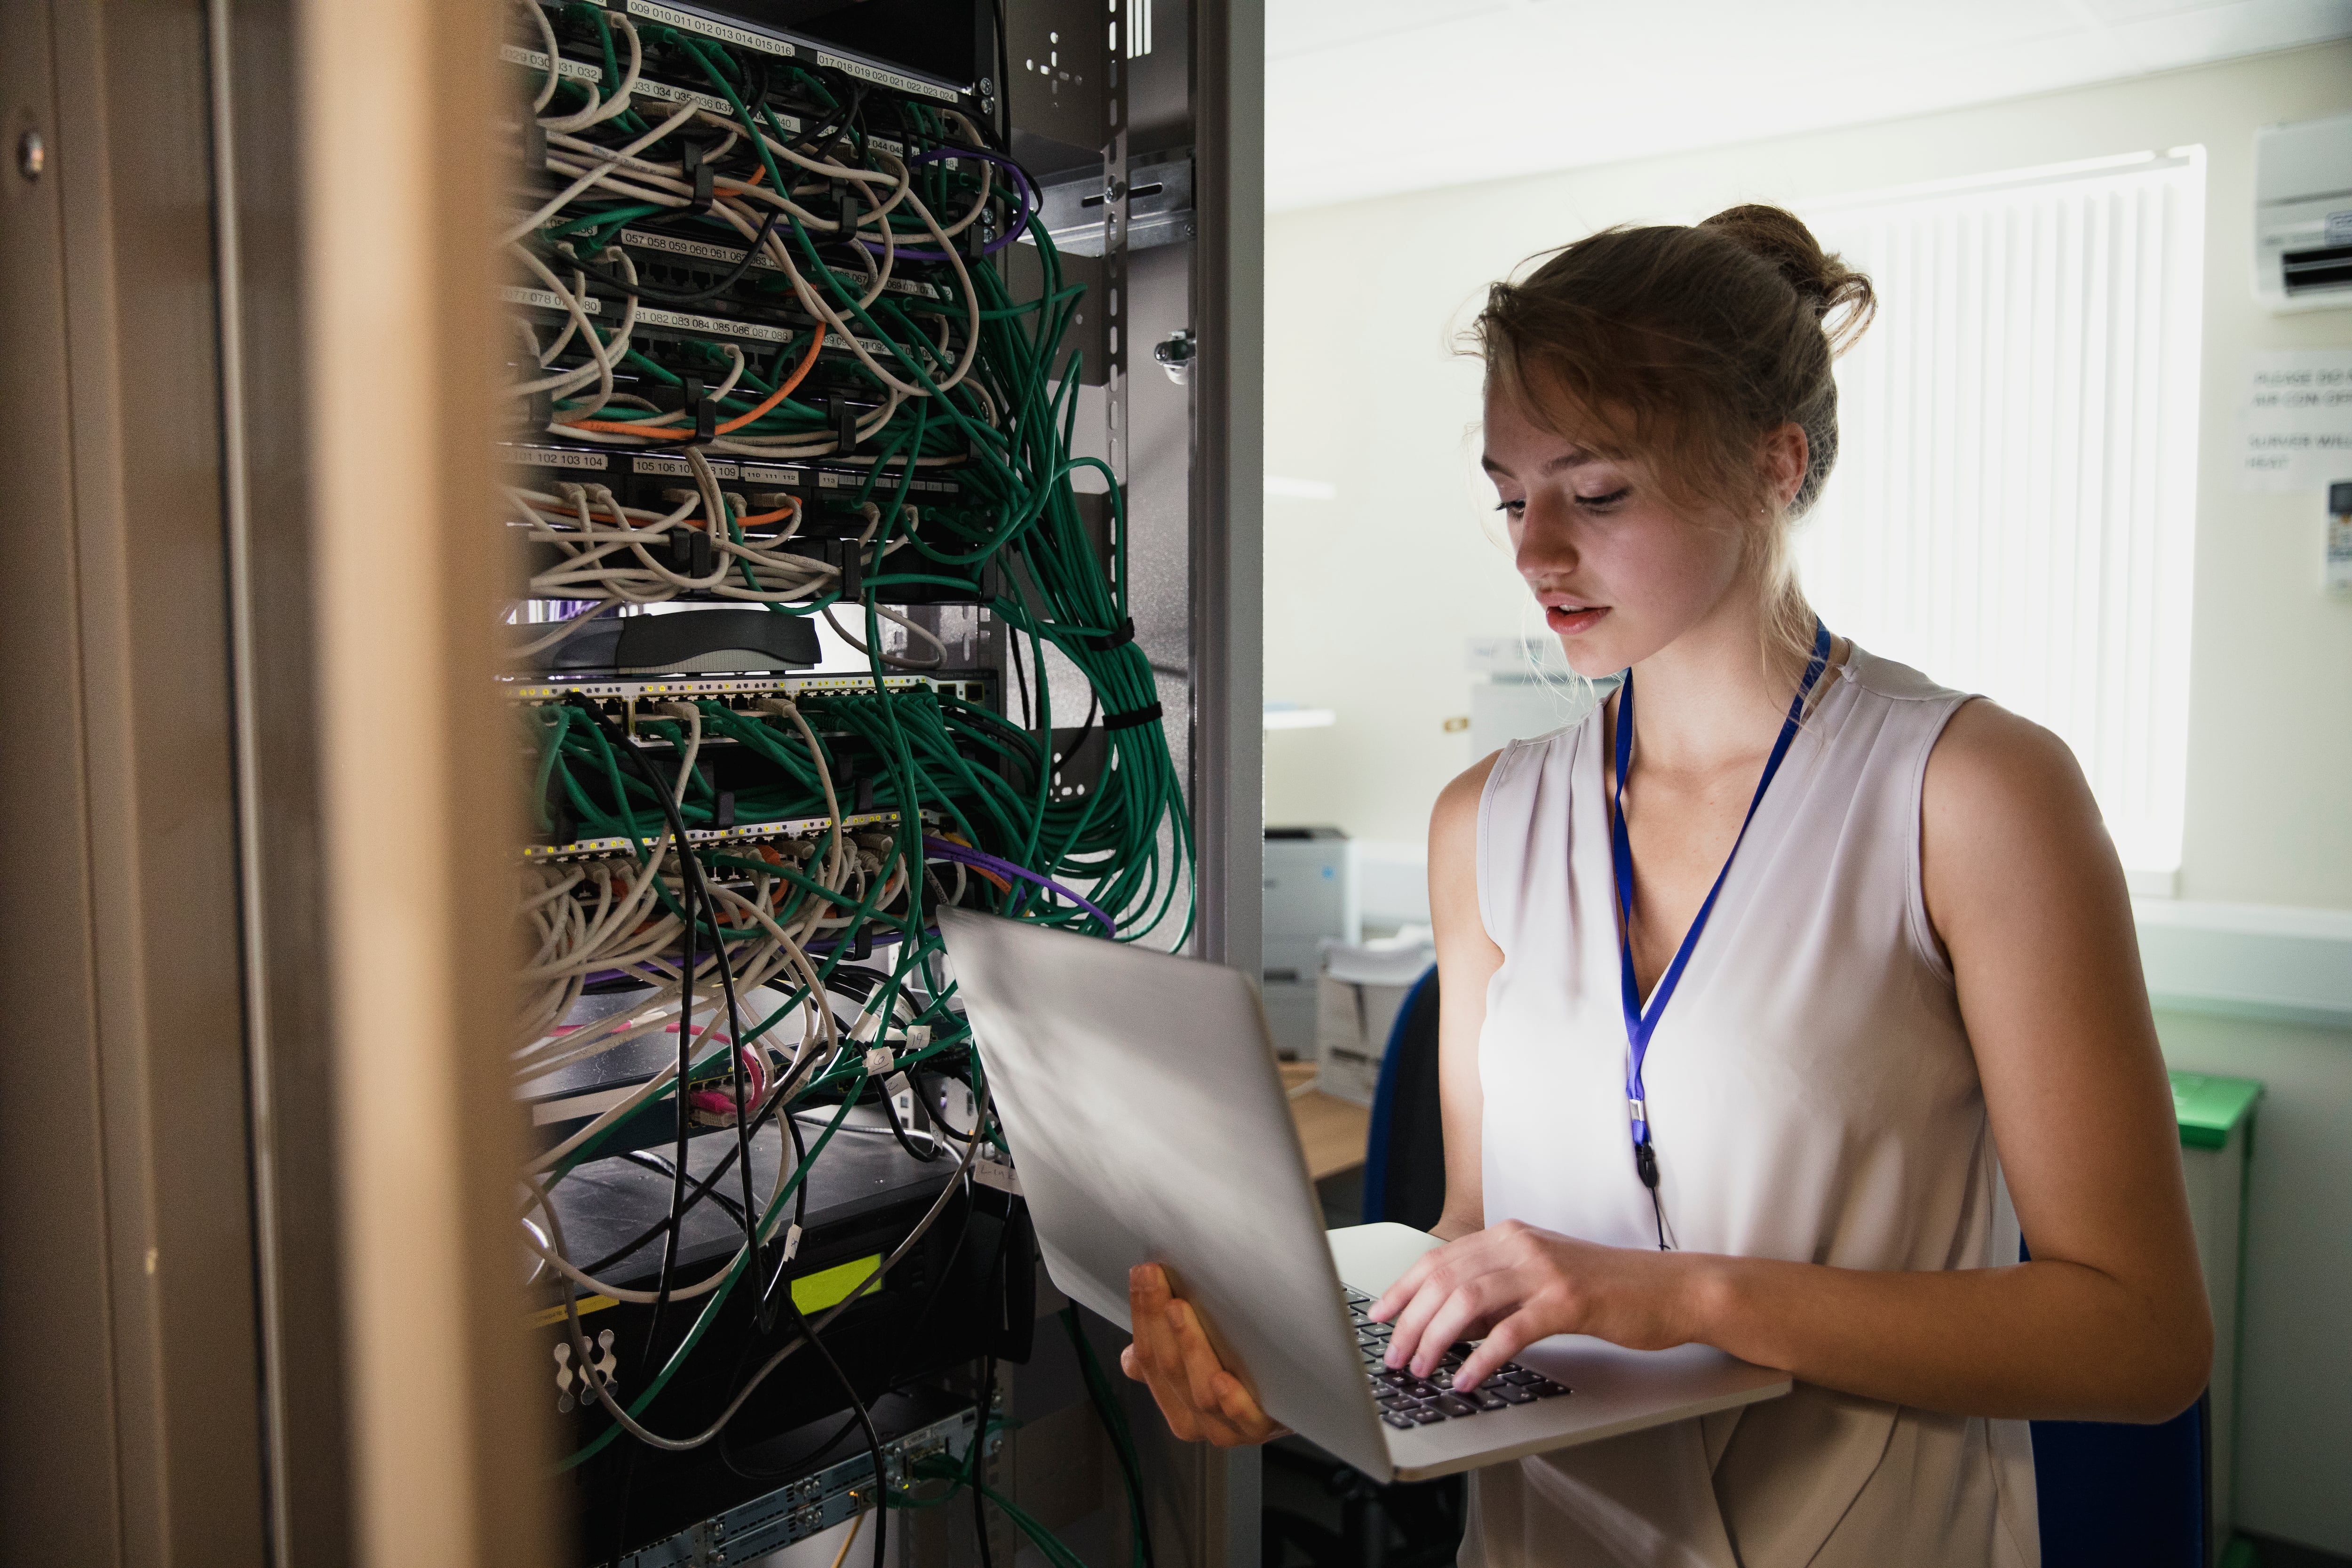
[
  {"xmin": 814, "ymin": 50, "xmax": 960, "ymax": 103},
  {"xmin": 612, "ymin": 0, "xmax": 796, "ymax": 59}
]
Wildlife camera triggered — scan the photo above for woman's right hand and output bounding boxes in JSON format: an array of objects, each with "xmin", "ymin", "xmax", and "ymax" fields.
[{"xmin": 1118, "ymin": 1263, "xmax": 1290, "ymax": 1446}]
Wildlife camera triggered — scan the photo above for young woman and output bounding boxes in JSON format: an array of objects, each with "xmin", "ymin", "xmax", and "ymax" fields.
[{"xmin": 1120, "ymin": 207, "xmax": 2210, "ymax": 1565}]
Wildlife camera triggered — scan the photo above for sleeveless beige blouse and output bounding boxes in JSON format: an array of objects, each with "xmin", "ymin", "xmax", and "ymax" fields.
[{"xmin": 1466, "ymin": 645, "xmax": 2038, "ymax": 1568}]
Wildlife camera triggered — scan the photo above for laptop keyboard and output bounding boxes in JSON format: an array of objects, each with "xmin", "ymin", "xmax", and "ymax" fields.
[{"xmin": 1345, "ymin": 1287, "xmax": 1571, "ymax": 1429}]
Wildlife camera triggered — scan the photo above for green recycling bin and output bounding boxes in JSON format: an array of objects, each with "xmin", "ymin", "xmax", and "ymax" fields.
[{"xmin": 2170, "ymin": 1070, "xmax": 2263, "ymax": 1560}]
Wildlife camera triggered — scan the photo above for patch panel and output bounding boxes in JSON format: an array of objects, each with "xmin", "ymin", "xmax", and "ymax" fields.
[{"xmin": 520, "ymin": 807, "xmax": 906, "ymax": 865}]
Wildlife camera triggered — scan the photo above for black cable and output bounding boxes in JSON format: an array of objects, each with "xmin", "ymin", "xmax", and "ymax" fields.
[
  {"xmin": 568, "ymin": 699, "xmax": 767, "ymax": 1402},
  {"xmin": 585, "ymin": 1078, "xmax": 810, "ymax": 1274},
  {"xmin": 877, "ymin": 1073, "xmax": 943, "ymax": 1162},
  {"xmin": 758, "ymin": 1102, "xmax": 813, "ymax": 1315},
  {"xmin": 569, "ymin": 699, "xmax": 700, "ymax": 1556},
  {"xmin": 548, "ymin": 204, "xmax": 784, "ymax": 306},
  {"xmin": 971, "ymin": 1354, "xmax": 999, "ymax": 1568},
  {"xmin": 723, "ymin": 1403, "xmax": 864, "ymax": 1484},
  {"xmin": 679, "ymin": 842, "xmax": 769, "ymax": 1325},
  {"xmin": 910, "ymin": 1065, "xmax": 978, "ymax": 1145},
  {"xmin": 598, "ymin": 713, "xmax": 766, "ymax": 1297},
  {"xmin": 621, "ymin": 1149, "xmax": 750, "ymax": 1232},
  {"xmin": 785, "ymin": 1295, "xmax": 890, "ymax": 1568},
  {"xmin": 1010, "ymin": 632, "xmax": 1032, "ymax": 732}
]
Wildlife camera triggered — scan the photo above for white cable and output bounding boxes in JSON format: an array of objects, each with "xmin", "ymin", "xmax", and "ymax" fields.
[{"xmin": 501, "ymin": 99, "xmax": 700, "ymax": 246}]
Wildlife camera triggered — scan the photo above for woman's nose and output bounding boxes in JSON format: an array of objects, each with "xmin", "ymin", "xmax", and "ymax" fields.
[{"xmin": 1514, "ymin": 503, "xmax": 1578, "ymax": 582}]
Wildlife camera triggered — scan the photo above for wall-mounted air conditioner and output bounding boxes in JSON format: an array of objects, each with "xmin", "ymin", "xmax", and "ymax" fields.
[{"xmin": 2256, "ymin": 111, "xmax": 2352, "ymax": 313}]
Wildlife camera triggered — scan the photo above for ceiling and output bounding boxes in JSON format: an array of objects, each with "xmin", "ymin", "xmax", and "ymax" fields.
[{"xmin": 1263, "ymin": 0, "xmax": 2352, "ymax": 211}]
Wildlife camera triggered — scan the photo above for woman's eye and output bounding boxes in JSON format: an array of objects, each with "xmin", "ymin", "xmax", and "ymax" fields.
[
  {"xmin": 1494, "ymin": 498, "xmax": 1526, "ymax": 515},
  {"xmin": 1576, "ymin": 487, "xmax": 1631, "ymax": 509}
]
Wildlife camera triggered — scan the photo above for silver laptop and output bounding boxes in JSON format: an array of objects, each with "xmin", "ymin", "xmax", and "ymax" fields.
[{"xmin": 938, "ymin": 909, "xmax": 1789, "ymax": 1482}]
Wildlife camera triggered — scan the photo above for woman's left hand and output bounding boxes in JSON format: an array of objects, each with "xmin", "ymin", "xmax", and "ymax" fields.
[{"xmin": 1369, "ymin": 1219, "xmax": 1706, "ymax": 1391}]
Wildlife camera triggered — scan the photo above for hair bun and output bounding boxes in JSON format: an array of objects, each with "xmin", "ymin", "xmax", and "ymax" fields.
[{"xmin": 1700, "ymin": 204, "xmax": 1876, "ymax": 354}]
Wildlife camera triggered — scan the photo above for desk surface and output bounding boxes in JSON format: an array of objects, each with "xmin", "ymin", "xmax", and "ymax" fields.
[{"xmin": 1283, "ymin": 1063, "xmax": 1372, "ymax": 1183}]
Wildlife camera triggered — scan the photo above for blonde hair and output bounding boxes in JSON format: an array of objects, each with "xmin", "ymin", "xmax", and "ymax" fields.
[{"xmin": 1469, "ymin": 205, "xmax": 1876, "ymax": 669}]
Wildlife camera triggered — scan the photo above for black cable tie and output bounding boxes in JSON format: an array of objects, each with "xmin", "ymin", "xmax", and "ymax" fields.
[
  {"xmin": 829, "ymin": 395, "xmax": 857, "ymax": 454},
  {"xmin": 1081, "ymin": 617, "xmax": 1136, "ymax": 653},
  {"xmin": 523, "ymin": 118, "xmax": 546, "ymax": 173},
  {"xmin": 682, "ymin": 140, "xmax": 714, "ymax": 216},
  {"xmin": 713, "ymin": 789, "xmax": 736, "ymax": 831},
  {"xmin": 691, "ymin": 389, "xmax": 716, "ymax": 445},
  {"xmin": 1100, "ymin": 700, "xmax": 1162, "ymax": 732},
  {"xmin": 837, "ymin": 540, "xmax": 864, "ymax": 602},
  {"xmin": 854, "ymin": 776, "xmax": 876, "ymax": 814}
]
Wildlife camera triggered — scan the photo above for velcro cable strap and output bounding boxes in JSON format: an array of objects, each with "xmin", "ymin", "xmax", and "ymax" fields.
[
  {"xmin": 1081, "ymin": 618, "xmax": 1136, "ymax": 652},
  {"xmin": 1101, "ymin": 701, "xmax": 1163, "ymax": 732}
]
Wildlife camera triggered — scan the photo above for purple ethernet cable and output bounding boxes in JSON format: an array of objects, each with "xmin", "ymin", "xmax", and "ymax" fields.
[
  {"xmin": 923, "ymin": 835, "xmax": 1116, "ymax": 936},
  {"xmin": 858, "ymin": 147, "xmax": 1037, "ymax": 262}
]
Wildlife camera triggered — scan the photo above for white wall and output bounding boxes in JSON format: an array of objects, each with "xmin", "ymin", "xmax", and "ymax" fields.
[
  {"xmin": 1263, "ymin": 41, "xmax": 2352, "ymax": 911},
  {"xmin": 1262, "ymin": 41, "xmax": 2352, "ymax": 1555}
]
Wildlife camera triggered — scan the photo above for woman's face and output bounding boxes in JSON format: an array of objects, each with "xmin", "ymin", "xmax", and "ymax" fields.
[{"xmin": 1482, "ymin": 384, "xmax": 1753, "ymax": 679}]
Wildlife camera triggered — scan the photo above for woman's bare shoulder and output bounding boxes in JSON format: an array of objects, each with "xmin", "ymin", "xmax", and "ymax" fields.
[
  {"xmin": 1431, "ymin": 751, "xmax": 1504, "ymax": 854},
  {"xmin": 1922, "ymin": 696, "xmax": 2126, "ymax": 954}
]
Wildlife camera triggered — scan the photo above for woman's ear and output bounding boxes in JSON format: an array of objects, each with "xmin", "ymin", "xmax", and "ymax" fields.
[{"xmin": 1759, "ymin": 422, "xmax": 1809, "ymax": 511}]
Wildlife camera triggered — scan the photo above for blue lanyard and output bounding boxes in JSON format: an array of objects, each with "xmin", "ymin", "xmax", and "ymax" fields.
[{"xmin": 1610, "ymin": 619, "xmax": 1832, "ymax": 1196}]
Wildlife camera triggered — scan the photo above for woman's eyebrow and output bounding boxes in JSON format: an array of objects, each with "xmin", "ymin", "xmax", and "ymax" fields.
[{"xmin": 1479, "ymin": 449, "xmax": 1600, "ymax": 479}]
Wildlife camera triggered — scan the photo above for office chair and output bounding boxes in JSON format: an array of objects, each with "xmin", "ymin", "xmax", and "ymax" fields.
[
  {"xmin": 1362, "ymin": 966, "xmax": 1444, "ymax": 1233},
  {"xmin": 2023, "ymin": 1242, "xmax": 2211, "ymax": 1567}
]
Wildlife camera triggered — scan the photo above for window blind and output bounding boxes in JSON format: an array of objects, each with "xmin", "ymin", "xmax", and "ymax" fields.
[{"xmin": 1796, "ymin": 151, "xmax": 2207, "ymax": 877}]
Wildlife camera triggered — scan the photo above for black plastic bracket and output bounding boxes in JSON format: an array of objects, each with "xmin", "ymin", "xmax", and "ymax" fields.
[
  {"xmin": 667, "ymin": 526, "xmax": 716, "ymax": 578},
  {"xmin": 682, "ymin": 140, "xmax": 715, "ymax": 215}
]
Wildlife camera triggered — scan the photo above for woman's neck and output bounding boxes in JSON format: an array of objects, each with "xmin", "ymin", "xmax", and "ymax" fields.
[{"xmin": 1623, "ymin": 592, "xmax": 1817, "ymax": 775}]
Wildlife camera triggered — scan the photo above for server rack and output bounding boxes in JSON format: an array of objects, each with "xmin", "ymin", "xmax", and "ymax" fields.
[{"xmin": 0, "ymin": 0, "xmax": 1260, "ymax": 1563}]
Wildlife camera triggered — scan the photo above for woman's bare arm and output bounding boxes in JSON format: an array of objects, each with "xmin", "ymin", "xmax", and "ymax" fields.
[
  {"xmin": 1428, "ymin": 754, "xmax": 1503, "ymax": 1241},
  {"xmin": 1374, "ymin": 704, "xmax": 2211, "ymax": 1424}
]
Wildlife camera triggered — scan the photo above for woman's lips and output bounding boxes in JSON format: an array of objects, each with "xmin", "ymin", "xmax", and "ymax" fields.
[{"xmin": 1544, "ymin": 604, "xmax": 1609, "ymax": 636}]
